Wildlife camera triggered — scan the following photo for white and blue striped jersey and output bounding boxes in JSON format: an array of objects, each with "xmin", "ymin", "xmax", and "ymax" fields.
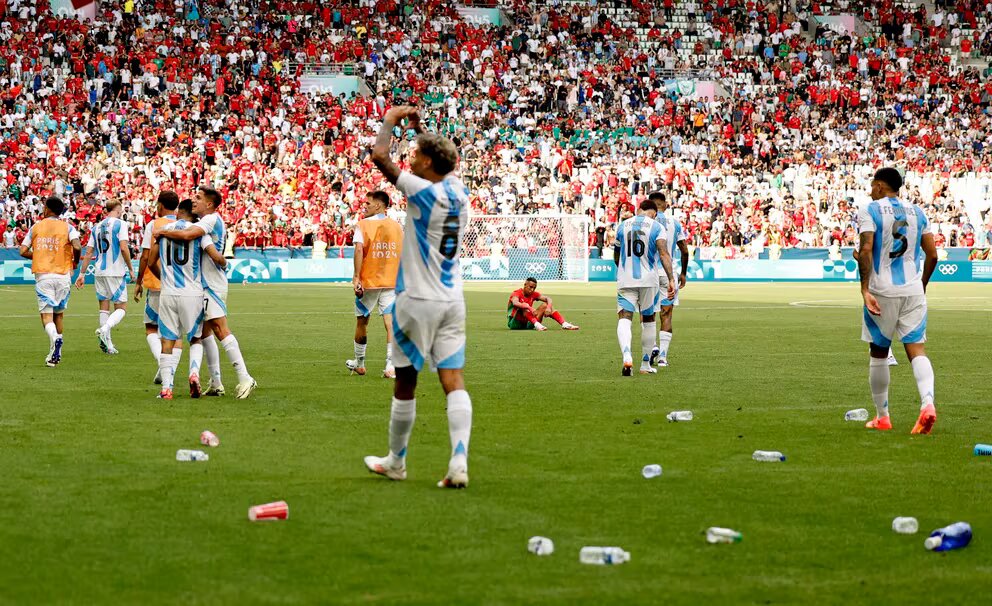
[
  {"xmin": 394, "ymin": 171, "xmax": 469, "ymax": 302},
  {"xmin": 614, "ymin": 214, "xmax": 666, "ymax": 288},
  {"xmin": 857, "ymin": 197, "xmax": 931, "ymax": 297},
  {"xmin": 157, "ymin": 220, "xmax": 214, "ymax": 297},
  {"xmin": 86, "ymin": 217, "xmax": 130, "ymax": 277},
  {"xmin": 194, "ymin": 213, "xmax": 228, "ymax": 294}
]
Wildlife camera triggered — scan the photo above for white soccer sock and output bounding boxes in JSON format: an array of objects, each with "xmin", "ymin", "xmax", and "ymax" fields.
[
  {"xmin": 44, "ymin": 322, "xmax": 58, "ymax": 345},
  {"xmin": 388, "ymin": 397, "xmax": 416, "ymax": 464},
  {"xmin": 641, "ymin": 321, "xmax": 656, "ymax": 366},
  {"xmin": 202, "ymin": 335, "xmax": 222, "ymax": 382},
  {"xmin": 658, "ymin": 330, "xmax": 673, "ymax": 360},
  {"xmin": 385, "ymin": 343, "xmax": 393, "ymax": 366},
  {"xmin": 146, "ymin": 333, "xmax": 162, "ymax": 361},
  {"xmin": 911, "ymin": 356, "xmax": 935, "ymax": 409},
  {"xmin": 99, "ymin": 310, "xmax": 109, "ymax": 329},
  {"xmin": 354, "ymin": 341, "xmax": 367, "ymax": 363},
  {"xmin": 105, "ymin": 309, "xmax": 126, "ymax": 331},
  {"xmin": 221, "ymin": 334, "xmax": 251, "ymax": 381},
  {"xmin": 446, "ymin": 390, "xmax": 472, "ymax": 466},
  {"xmin": 617, "ymin": 318, "xmax": 633, "ymax": 362},
  {"xmin": 869, "ymin": 357, "xmax": 890, "ymax": 418},
  {"xmin": 189, "ymin": 342, "xmax": 204, "ymax": 377},
  {"xmin": 160, "ymin": 351, "xmax": 178, "ymax": 390}
]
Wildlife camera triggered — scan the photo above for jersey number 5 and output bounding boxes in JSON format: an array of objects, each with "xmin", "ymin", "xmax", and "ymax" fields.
[
  {"xmin": 626, "ymin": 229, "xmax": 646, "ymax": 258},
  {"xmin": 889, "ymin": 220, "xmax": 908, "ymax": 259},
  {"xmin": 166, "ymin": 241, "xmax": 191, "ymax": 266}
]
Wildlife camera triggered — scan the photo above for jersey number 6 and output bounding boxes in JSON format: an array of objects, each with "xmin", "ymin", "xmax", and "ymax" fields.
[{"xmin": 439, "ymin": 216, "xmax": 459, "ymax": 260}]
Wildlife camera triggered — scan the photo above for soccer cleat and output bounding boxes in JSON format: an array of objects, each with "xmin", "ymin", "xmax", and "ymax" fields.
[
  {"xmin": 345, "ymin": 359, "xmax": 367, "ymax": 375},
  {"xmin": 364, "ymin": 455, "xmax": 407, "ymax": 481},
  {"xmin": 235, "ymin": 377, "xmax": 258, "ymax": 400},
  {"xmin": 640, "ymin": 366, "xmax": 657, "ymax": 375},
  {"xmin": 189, "ymin": 373, "xmax": 201, "ymax": 399},
  {"xmin": 622, "ymin": 361, "xmax": 633, "ymax": 377},
  {"xmin": 154, "ymin": 370, "xmax": 163, "ymax": 385},
  {"xmin": 887, "ymin": 354, "xmax": 898, "ymax": 366},
  {"xmin": 46, "ymin": 337, "xmax": 63, "ymax": 367},
  {"xmin": 96, "ymin": 327, "xmax": 112, "ymax": 353},
  {"xmin": 561, "ymin": 322, "xmax": 579, "ymax": 330},
  {"xmin": 533, "ymin": 322, "xmax": 548, "ymax": 331},
  {"xmin": 649, "ymin": 346, "xmax": 660, "ymax": 366},
  {"xmin": 911, "ymin": 404, "xmax": 937, "ymax": 435},
  {"xmin": 865, "ymin": 416, "xmax": 893, "ymax": 431},
  {"xmin": 157, "ymin": 388, "xmax": 174, "ymax": 400},
  {"xmin": 106, "ymin": 344, "xmax": 120, "ymax": 355},
  {"xmin": 382, "ymin": 365, "xmax": 396, "ymax": 379},
  {"xmin": 437, "ymin": 463, "xmax": 469, "ymax": 489},
  {"xmin": 204, "ymin": 380, "xmax": 225, "ymax": 396},
  {"xmin": 656, "ymin": 358, "xmax": 669, "ymax": 368}
]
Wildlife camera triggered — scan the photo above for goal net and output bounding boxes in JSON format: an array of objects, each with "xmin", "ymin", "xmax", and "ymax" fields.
[{"xmin": 461, "ymin": 215, "xmax": 591, "ymax": 282}]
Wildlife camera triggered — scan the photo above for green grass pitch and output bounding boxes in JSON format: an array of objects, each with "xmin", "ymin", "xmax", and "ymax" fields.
[{"xmin": 0, "ymin": 281, "xmax": 990, "ymax": 604}]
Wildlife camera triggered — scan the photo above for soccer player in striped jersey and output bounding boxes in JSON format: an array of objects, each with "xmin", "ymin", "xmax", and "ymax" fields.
[
  {"xmin": 852, "ymin": 244, "xmax": 898, "ymax": 367},
  {"xmin": 648, "ymin": 192, "xmax": 689, "ymax": 367},
  {"xmin": 614, "ymin": 198, "xmax": 675, "ymax": 376},
  {"xmin": 75, "ymin": 200, "xmax": 136, "ymax": 354},
  {"xmin": 20, "ymin": 196, "xmax": 81, "ymax": 366},
  {"xmin": 135, "ymin": 191, "xmax": 182, "ymax": 383},
  {"xmin": 363, "ymin": 106, "xmax": 474, "ymax": 489},
  {"xmin": 856, "ymin": 167, "xmax": 939, "ymax": 434},
  {"xmin": 147, "ymin": 200, "xmax": 226, "ymax": 400},
  {"xmin": 155, "ymin": 187, "xmax": 257, "ymax": 399}
]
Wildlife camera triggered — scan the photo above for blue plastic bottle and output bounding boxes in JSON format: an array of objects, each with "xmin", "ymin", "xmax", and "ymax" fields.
[
  {"xmin": 974, "ymin": 444, "xmax": 992, "ymax": 456},
  {"xmin": 924, "ymin": 522, "xmax": 972, "ymax": 552}
]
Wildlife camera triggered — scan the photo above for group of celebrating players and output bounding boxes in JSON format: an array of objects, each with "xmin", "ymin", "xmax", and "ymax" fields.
[{"xmin": 17, "ymin": 108, "xmax": 942, "ymax": 494}]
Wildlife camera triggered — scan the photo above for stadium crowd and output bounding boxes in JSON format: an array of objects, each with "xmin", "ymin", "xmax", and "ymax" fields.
[{"xmin": 0, "ymin": 0, "xmax": 991, "ymax": 258}]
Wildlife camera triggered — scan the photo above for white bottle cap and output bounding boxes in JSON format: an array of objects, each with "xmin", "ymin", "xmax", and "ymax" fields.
[{"xmin": 924, "ymin": 536, "xmax": 942, "ymax": 551}]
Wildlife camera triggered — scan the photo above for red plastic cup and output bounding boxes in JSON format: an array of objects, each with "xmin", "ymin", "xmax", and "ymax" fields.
[
  {"xmin": 249, "ymin": 501, "xmax": 289, "ymax": 521},
  {"xmin": 200, "ymin": 430, "xmax": 220, "ymax": 447}
]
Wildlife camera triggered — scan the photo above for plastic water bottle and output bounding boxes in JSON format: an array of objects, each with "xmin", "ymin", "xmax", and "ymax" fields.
[
  {"xmin": 845, "ymin": 408, "xmax": 870, "ymax": 422},
  {"xmin": 666, "ymin": 411, "xmax": 693, "ymax": 422},
  {"xmin": 974, "ymin": 444, "xmax": 992, "ymax": 456},
  {"xmin": 641, "ymin": 464, "xmax": 663, "ymax": 478},
  {"xmin": 527, "ymin": 536, "xmax": 554, "ymax": 556},
  {"xmin": 892, "ymin": 517, "xmax": 919, "ymax": 534},
  {"xmin": 925, "ymin": 522, "xmax": 972, "ymax": 552},
  {"xmin": 752, "ymin": 450, "xmax": 785, "ymax": 462},
  {"xmin": 176, "ymin": 449, "xmax": 209, "ymax": 462},
  {"xmin": 706, "ymin": 527, "xmax": 743, "ymax": 544},
  {"xmin": 579, "ymin": 546, "xmax": 630, "ymax": 565}
]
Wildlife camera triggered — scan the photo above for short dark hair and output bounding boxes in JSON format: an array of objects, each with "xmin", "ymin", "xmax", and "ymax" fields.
[
  {"xmin": 45, "ymin": 196, "xmax": 65, "ymax": 216},
  {"xmin": 368, "ymin": 190, "xmax": 391, "ymax": 207},
  {"xmin": 639, "ymin": 199, "xmax": 658, "ymax": 213},
  {"xmin": 199, "ymin": 187, "xmax": 223, "ymax": 209},
  {"xmin": 105, "ymin": 200, "xmax": 122, "ymax": 214},
  {"xmin": 177, "ymin": 199, "xmax": 194, "ymax": 216},
  {"xmin": 416, "ymin": 133, "xmax": 458, "ymax": 176},
  {"xmin": 525, "ymin": 277, "xmax": 538, "ymax": 285},
  {"xmin": 873, "ymin": 167, "xmax": 903, "ymax": 192},
  {"xmin": 158, "ymin": 190, "xmax": 180, "ymax": 211},
  {"xmin": 648, "ymin": 192, "xmax": 666, "ymax": 202}
]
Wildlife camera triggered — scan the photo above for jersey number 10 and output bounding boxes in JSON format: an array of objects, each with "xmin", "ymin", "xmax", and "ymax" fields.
[
  {"xmin": 626, "ymin": 229, "xmax": 646, "ymax": 258},
  {"xmin": 166, "ymin": 241, "xmax": 191, "ymax": 266}
]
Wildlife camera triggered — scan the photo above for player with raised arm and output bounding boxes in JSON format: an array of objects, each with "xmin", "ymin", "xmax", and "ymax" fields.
[
  {"xmin": 856, "ymin": 167, "xmax": 939, "ymax": 434},
  {"xmin": 155, "ymin": 187, "xmax": 257, "ymax": 399},
  {"xmin": 20, "ymin": 196, "xmax": 81, "ymax": 366},
  {"xmin": 74, "ymin": 200, "xmax": 136, "ymax": 354},
  {"xmin": 506, "ymin": 277, "xmax": 580, "ymax": 331},
  {"xmin": 362, "ymin": 106, "xmax": 474, "ymax": 489},
  {"xmin": 346, "ymin": 190, "xmax": 403, "ymax": 378},
  {"xmin": 615, "ymin": 199, "xmax": 675, "ymax": 376},
  {"xmin": 647, "ymin": 192, "xmax": 689, "ymax": 367},
  {"xmin": 147, "ymin": 200, "xmax": 227, "ymax": 400},
  {"xmin": 135, "ymin": 191, "xmax": 182, "ymax": 383}
]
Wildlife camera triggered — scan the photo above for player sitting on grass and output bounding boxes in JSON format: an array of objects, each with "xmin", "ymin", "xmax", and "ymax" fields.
[{"xmin": 506, "ymin": 277, "xmax": 579, "ymax": 331}]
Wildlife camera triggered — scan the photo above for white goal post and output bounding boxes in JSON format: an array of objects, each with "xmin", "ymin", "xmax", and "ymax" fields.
[{"xmin": 461, "ymin": 214, "xmax": 591, "ymax": 282}]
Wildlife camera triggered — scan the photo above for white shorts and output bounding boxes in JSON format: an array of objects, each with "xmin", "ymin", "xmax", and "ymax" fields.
[
  {"xmin": 35, "ymin": 274, "xmax": 71, "ymax": 314},
  {"xmin": 159, "ymin": 294, "xmax": 205, "ymax": 343},
  {"xmin": 355, "ymin": 288, "xmax": 396, "ymax": 317},
  {"xmin": 144, "ymin": 290, "xmax": 161, "ymax": 325},
  {"xmin": 95, "ymin": 275, "xmax": 127, "ymax": 303},
  {"xmin": 659, "ymin": 276, "xmax": 680, "ymax": 307},
  {"xmin": 391, "ymin": 293, "xmax": 465, "ymax": 372},
  {"xmin": 862, "ymin": 294, "xmax": 928, "ymax": 348},
  {"xmin": 617, "ymin": 286, "xmax": 660, "ymax": 316},
  {"xmin": 205, "ymin": 287, "xmax": 228, "ymax": 321}
]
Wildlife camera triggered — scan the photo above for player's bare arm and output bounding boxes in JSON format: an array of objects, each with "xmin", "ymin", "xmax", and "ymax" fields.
[
  {"xmin": 135, "ymin": 248, "xmax": 150, "ymax": 301},
  {"xmin": 857, "ymin": 232, "xmax": 880, "ymax": 315},
  {"xmin": 18, "ymin": 242, "xmax": 31, "ymax": 260},
  {"xmin": 74, "ymin": 243, "xmax": 95, "ymax": 289},
  {"xmin": 353, "ymin": 244, "xmax": 364, "ymax": 296},
  {"xmin": 677, "ymin": 240, "xmax": 689, "ymax": 288},
  {"xmin": 147, "ymin": 240, "xmax": 162, "ymax": 279},
  {"xmin": 920, "ymin": 232, "xmax": 938, "ymax": 291},
  {"xmin": 120, "ymin": 241, "xmax": 136, "ymax": 283},
  {"xmin": 154, "ymin": 225, "xmax": 206, "ymax": 242},
  {"xmin": 372, "ymin": 106, "xmax": 417, "ymax": 185},
  {"xmin": 204, "ymin": 244, "xmax": 227, "ymax": 270},
  {"xmin": 71, "ymin": 236, "xmax": 81, "ymax": 267},
  {"xmin": 658, "ymin": 238, "xmax": 676, "ymax": 300}
]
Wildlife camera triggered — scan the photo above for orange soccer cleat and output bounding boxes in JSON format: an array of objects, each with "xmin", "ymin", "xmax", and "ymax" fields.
[
  {"xmin": 911, "ymin": 404, "xmax": 937, "ymax": 435},
  {"xmin": 865, "ymin": 416, "xmax": 893, "ymax": 431}
]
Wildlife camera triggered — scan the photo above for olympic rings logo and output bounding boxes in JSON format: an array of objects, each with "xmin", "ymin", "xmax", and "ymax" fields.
[
  {"xmin": 938, "ymin": 264, "xmax": 958, "ymax": 275},
  {"xmin": 525, "ymin": 263, "xmax": 548, "ymax": 272}
]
